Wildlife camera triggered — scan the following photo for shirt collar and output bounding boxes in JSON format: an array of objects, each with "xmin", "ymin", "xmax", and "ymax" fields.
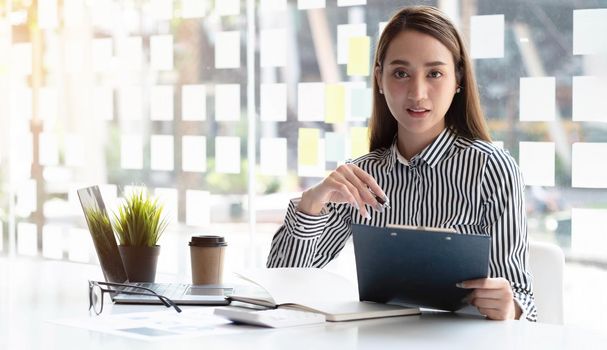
[{"xmin": 386, "ymin": 128, "xmax": 458, "ymax": 171}]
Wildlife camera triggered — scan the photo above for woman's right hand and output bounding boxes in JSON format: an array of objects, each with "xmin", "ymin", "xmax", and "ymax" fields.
[{"xmin": 297, "ymin": 163, "xmax": 388, "ymax": 219}]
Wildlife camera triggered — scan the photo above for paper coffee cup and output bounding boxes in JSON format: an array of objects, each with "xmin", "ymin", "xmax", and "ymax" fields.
[{"xmin": 189, "ymin": 235, "xmax": 227, "ymax": 285}]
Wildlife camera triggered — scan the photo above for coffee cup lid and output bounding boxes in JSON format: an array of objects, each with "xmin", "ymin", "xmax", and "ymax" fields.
[{"xmin": 189, "ymin": 235, "xmax": 227, "ymax": 247}]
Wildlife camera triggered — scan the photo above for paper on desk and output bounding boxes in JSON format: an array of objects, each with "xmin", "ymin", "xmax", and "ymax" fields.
[{"xmin": 51, "ymin": 308, "xmax": 241, "ymax": 342}]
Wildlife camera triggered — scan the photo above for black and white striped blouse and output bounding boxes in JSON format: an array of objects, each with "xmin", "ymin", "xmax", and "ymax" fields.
[{"xmin": 267, "ymin": 127, "xmax": 537, "ymax": 322}]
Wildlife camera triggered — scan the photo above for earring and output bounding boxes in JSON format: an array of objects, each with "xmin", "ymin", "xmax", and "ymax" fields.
[
  {"xmin": 379, "ymin": 89, "xmax": 384, "ymax": 94},
  {"xmin": 456, "ymin": 87, "xmax": 461, "ymax": 93}
]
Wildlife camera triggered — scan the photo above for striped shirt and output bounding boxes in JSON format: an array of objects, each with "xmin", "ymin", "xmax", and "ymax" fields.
[{"xmin": 267, "ymin": 127, "xmax": 537, "ymax": 321}]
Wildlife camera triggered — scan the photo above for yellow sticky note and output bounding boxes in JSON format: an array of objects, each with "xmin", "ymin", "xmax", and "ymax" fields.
[
  {"xmin": 350, "ymin": 127, "xmax": 369, "ymax": 158},
  {"xmin": 325, "ymin": 84, "xmax": 345, "ymax": 124},
  {"xmin": 298, "ymin": 128, "xmax": 320, "ymax": 166},
  {"xmin": 347, "ymin": 36, "xmax": 370, "ymax": 76}
]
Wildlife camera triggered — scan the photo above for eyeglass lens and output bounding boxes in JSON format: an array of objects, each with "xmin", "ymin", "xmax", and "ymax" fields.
[{"xmin": 91, "ymin": 284, "xmax": 103, "ymax": 315}]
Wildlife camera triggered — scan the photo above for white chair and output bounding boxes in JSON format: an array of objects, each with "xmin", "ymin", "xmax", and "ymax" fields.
[{"xmin": 528, "ymin": 241, "xmax": 565, "ymax": 324}]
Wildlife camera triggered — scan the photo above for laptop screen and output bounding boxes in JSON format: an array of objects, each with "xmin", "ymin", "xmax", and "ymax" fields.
[{"xmin": 77, "ymin": 186, "xmax": 128, "ymax": 283}]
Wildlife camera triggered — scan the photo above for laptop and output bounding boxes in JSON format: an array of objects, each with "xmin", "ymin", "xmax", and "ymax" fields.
[
  {"xmin": 77, "ymin": 185, "xmax": 232, "ymax": 305},
  {"xmin": 351, "ymin": 224, "xmax": 491, "ymax": 312}
]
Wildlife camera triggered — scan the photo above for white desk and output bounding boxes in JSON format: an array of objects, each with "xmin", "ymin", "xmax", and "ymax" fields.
[{"xmin": 1, "ymin": 257, "xmax": 605, "ymax": 350}]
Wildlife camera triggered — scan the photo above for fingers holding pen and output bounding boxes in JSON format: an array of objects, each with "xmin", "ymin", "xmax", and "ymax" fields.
[
  {"xmin": 333, "ymin": 164, "xmax": 389, "ymax": 218},
  {"xmin": 326, "ymin": 171, "xmax": 370, "ymax": 219}
]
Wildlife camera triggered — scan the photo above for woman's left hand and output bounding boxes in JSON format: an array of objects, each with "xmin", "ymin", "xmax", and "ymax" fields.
[{"xmin": 458, "ymin": 277, "xmax": 522, "ymax": 320}]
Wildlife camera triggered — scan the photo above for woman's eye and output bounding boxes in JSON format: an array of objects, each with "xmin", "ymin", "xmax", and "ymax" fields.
[
  {"xmin": 394, "ymin": 70, "xmax": 408, "ymax": 78},
  {"xmin": 429, "ymin": 71, "xmax": 443, "ymax": 78}
]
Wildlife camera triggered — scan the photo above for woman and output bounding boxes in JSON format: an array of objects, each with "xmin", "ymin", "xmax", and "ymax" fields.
[{"xmin": 267, "ymin": 5, "xmax": 536, "ymax": 321}]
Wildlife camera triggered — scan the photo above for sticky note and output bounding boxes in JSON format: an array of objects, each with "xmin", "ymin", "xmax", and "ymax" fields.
[
  {"xmin": 65, "ymin": 134, "xmax": 84, "ymax": 166},
  {"xmin": 38, "ymin": 0, "xmax": 58, "ymax": 29},
  {"xmin": 572, "ymin": 76, "xmax": 607, "ymax": 122},
  {"xmin": 470, "ymin": 15, "xmax": 504, "ymax": 59},
  {"xmin": 215, "ymin": 136, "xmax": 241, "ymax": 174},
  {"xmin": 93, "ymin": 87, "xmax": 113, "ymax": 120},
  {"xmin": 186, "ymin": 190, "xmax": 210, "ymax": 227},
  {"xmin": 573, "ymin": 9, "xmax": 607, "ymax": 55},
  {"xmin": 182, "ymin": 85, "xmax": 207, "ymax": 121},
  {"xmin": 68, "ymin": 228, "xmax": 90, "ymax": 262},
  {"xmin": 16, "ymin": 179, "xmax": 36, "ymax": 217},
  {"xmin": 121, "ymin": 134, "xmax": 143, "ymax": 169},
  {"xmin": 338, "ymin": 0, "xmax": 366, "ymax": 6},
  {"xmin": 325, "ymin": 84, "xmax": 346, "ymax": 124},
  {"xmin": 150, "ymin": 0, "xmax": 173, "ymax": 20},
  {"xmin": 65, "ymin": 40, "xmax": 85, "ymax": 73},
  {"xmin": 298, "ymin": 0, "xmax": 326, "ymax": 9},
  {"xmin": 150, "ymin": 35, "xmax": 173, "ymax": 71},
  {"xmin": 260, "ymin": 137, "xmax": 287, "ymax": 175},
  {"xmin": 154, "ymin": 187, "xmax": 178, "ymax": 224},
  {"xmin": 298, "ymin": 82, "xmax": 325, "ymax": 121},
  {"xmin": 298, "ymin": 128, "xmax": 320, "ymax": 166},
  {"xmin": 11, "ymin": 88, "xmax": 32, "ymax": 120},
  {"xmin": 181, "ymin": 0, "xmax": 208, "ymax": 18},
  {"xmin": 150, "ymin": 86, "xmax": 174, "ymax": 121},
  {"xmin": 43, "ymin": 225, "xmax": 63, "ymax": 260},
  {"xmin": 260, "ymin": 0, "xmax": 287, "ymax": 12},
  {"xmin": 572, "ymin": 143, "xmax": 607, "ymax": 188},
  {"xmin": 260, "ymin": 83, "xmax": 287, "ymax": 121},
  {"xmin": 298, "ymin": 138, "xmax": 326, "ymax": 177},
  {"xmin": 350, "ymin": 127, "xmax": 369, "ymax": 158},
  {"xmin": 338, "ymin": 24, "xmax": 366, "ymax": 64},
  {"xmin": 92, "ymin": 39, "xmax": 113, "ymax": 72},
  {"xmin": 215, "ymin": 31, "xmax": 240, "ymax": 69},
  {"xmin": 39, "ymin": 132, "xmax": 59, "ymax": 166},
  {"xmin": 151, "ymin": 135, "xmax": 174, "ymax": 171},
  {"xmin": 182, "ymin": 136, "xmax": 207, "ymax": 172},
  {"xmin": 349, "ymin": 85, "xmax": 371, "ymax": 120},
  {"xmin": 519, "ymin": 77, "xmax": 555, "ymax": 121},
  {"xmin": 260, "ymin": 29, "xmax": 287, "ymax": 67},
  {"xmin": 216, "ymin": 0, "xmax": 240, "ymax": 16},
  {"xmin": 120, "ymin": 86, "xmax": 143, "ymax": 120},
  {"xmin": 347, "ymin": 36, "xmax": 370, "ymax": 76},
  {"xmin": 571, "ymin": 208, "xmax": 607, "ymax": 256},
  {"xmin": 215, "ymin": 84, "xmax": 240, "ymax": 121},
  {"xmin": 117, "ymin": 36, "xmax": 142, "ymax": 71},
  {"xmin": 518, "ymin": 142, "xmax": 555, "ymax": 186},
  {"xmin": 39, "ymin": 87, "xmax": 58, "ymax": 125},
  {"xmin": 325, "ymin": 132, "xmax": 346, "ymax": 162},
  {"xmin": 17, "ymin": 223, "xmax": 37, "ymax": 256},
  {"xmin": 12, "ymin": 43, "xmax": 32, "ymax": 76}
]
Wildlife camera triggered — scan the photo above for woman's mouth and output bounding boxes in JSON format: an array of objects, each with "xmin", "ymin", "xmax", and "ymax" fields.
[{"xmin": 406, "ymin": 108, "xmax": 430, "ymax": 118}]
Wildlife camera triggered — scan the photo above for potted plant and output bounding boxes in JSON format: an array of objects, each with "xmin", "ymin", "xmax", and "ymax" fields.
[{"xmin": 112, "ymin": 187, "xmax": 169, "ymax": 282}]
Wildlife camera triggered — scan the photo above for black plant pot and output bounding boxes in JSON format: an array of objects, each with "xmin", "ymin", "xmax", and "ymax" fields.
[{"xmin": 118, "ymin": 245, "xmax": 160, "ymax": 282}]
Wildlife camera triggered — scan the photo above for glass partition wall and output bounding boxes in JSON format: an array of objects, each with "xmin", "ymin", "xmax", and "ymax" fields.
[{"xmin": 1, "ymin": 0, "xmax": 606, "ymax": 331}]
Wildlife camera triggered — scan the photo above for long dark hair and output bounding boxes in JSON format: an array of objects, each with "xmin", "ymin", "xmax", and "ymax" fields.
[{"xmin": 369, "ymin": 5, "xmax": 491, "ymax": 151}]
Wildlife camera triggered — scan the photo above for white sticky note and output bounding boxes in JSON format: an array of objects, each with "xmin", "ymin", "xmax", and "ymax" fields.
[
  {"xmin": 121, "ymin": 134, "xmax": 143, "ymax": 169},
  {"xmin": 120, "ymin": 86, "xmax": 143, "ymax": 120},
  {"xmin": 150, "ymin": 0, "xmax": 173, "ymax": 20},
  {"xmin": 186, "ymin": 190, "xmax": 210, "ymax": 227},
  {"xmin": 260, "ymin": 29, "xmax": 287, "ymax": 67},
  {"xmin": 298, "ymin": 0, "xmax": 326, "ymax": 9},
  {"xmin": 182, "ymin": 136, "xmax": 207, "ymax": 172},
  {"xmin": 151, "ymin": 135, "xmax": 174, "ymax": 171},
  {"xmin": 338, "ymin": 0, "xmax": 366, "ymax": 6},
  {"xmin": 572, "ymin": 76, "xmax": 607, "ymax": 122},
  {"xmin": 17, "ymin": 223, "xmax": 37, "ymax": 257},
  {"xmin": 181, "ymin": 0, "xmax": 208, "ymax": 18},
  {"xmin": 12, "ymin": 43, "xmax": 32, "ymax": 76},
  {"xmin": 39, "ymin": 132, "xmax": 59, "ymax": 166},
  {"xmin": 519, "ymin": 142, "xmax": 555, "ymax": 186},
  {"xmin": 470, "ymin": 15, "xmax": 504, "ymax": 59},
  {"xmin": 215, "ymin": 136, "xmax": 241, "ymax": 174},
  {"xmin": 65, "ymin": 40, "xmax": 85, "ymax": 73},
  {"xmin": 182, "ymin": 85, "xmax": 207, "ymax": 121},
  {"xmin": 65, "ymin": 134, "xmax": 84, "ymax": 166},
  {"xmin": 68, "ymin": 228, "xmax": 90, "ymax": 263},
  {"xmin": 92, "ymin": 38, "xmax": 113, "ymax": 72},
  {"xmin": 571, "ymin": 208, "xmax": 607, "ymax": 257},
  {"xmin": 260, "ymin": 0, "xmax": 287, "ymax": 12},
  {"xmin": 42, "ymin": 225, "xmax": 64, "ymax": 260},
  {"xmin": 38, "ymin": 0, "xmax": 58, "ymax": 29},
  {"xmin": 337, "ymin": 24, "xmax": 366, "ymax": 64},
  {"xmin": 150, "ymin": 85, "xmax": 174, "ymax": 121},
  {"xmin": 93, "ymin": 87, "xmax": 113, "ymax": 121},
  {"xmin": 325, "ymin": 132, "xmax": 346, "ymax": 162},
  {"xmin": 11, "ymin": 88, "xmax": 32, "ymax": 120},
  {"xmin": 260, "ymin": 83, "xmax": 287, "ymax": 121},
  {"xmin": 39, "ymin": 87, "xmax": 58, "ymax": 125},
  {"xmin": 519, "ymin": 77, "xmax": 555, "ymax": 121},
  {"xmin": 216, "ymin": 0, "xmax": 240, "ymax": 16},
  {"xmin": 215, "ymin": 31, "xmax": 240, "ymax": 69},
  {"xmin": 150, "ymin": 35, "xmax": 173, "ymax": 71},
  {"xmin": 117, "ymin": 37, "xmax": 142, "ymax": 70},
  {"xmin": 573, "ymin": 9, "xmax": 607, "ymax": 55},
  {"xmin": 572, "ymin": 143, "xmax": 607, "ymax": 188},
  {"xmin": 154, "ymin": 187, "xmax": 178, "ymax": 224},
  {"xmin": 347, "ymin": 83, "xmax": 371, "ymax": 121},
  {"xmin": 215, "ymin": 84, "xmax": 240, "ymax": 121},
  {"xmin": 378, "ymin": 22, "xmax": 388, "ymax": 36},
  {"xmin": 298, "ymin": 82, "xmax": 325, "ymax": 121},
  {"xmin": 16, "ymin": 179, "xmax": 36, "ymax": 217},
  {"xmin": 260, "ymin": 137, "xmax": 287, "ymax": 176}
]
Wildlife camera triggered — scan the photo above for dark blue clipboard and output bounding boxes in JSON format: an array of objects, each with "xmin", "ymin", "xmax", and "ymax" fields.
[{"xmin": 352, "ymin": 224, "xmax": 491, "ymax": 312}]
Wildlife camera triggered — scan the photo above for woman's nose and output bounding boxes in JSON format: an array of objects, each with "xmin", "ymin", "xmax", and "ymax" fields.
[{"xmin": 407, "ymin": 78, "xmax": 428, "ymax": 101}]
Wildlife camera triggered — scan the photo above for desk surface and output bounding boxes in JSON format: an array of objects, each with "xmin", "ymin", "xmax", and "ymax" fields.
[{"xmin": 1, "ymin": 257, "xmax": 605, "ymax": 350}]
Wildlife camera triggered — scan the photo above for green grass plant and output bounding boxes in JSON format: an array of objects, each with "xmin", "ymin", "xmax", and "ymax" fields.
[{"xmin": 112, "ymin": 188, "xmax": 168, "ymax": 247}]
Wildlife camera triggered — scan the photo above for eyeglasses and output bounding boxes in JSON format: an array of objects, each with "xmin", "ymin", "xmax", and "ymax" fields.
[{"xmin": 88, "ymin": 280, "xmax": 182, "ymax": 315}]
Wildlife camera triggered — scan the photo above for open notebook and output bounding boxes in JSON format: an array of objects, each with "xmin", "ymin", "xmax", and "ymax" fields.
[{"xmin": 229, "ymin": 268, "xmax": 420, "ymax": 322}]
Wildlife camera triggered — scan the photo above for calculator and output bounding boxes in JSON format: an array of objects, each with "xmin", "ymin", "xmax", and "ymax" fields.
[{"xmin": 214, "ymin": 307, "xmax": 326, "ymax": 328}]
